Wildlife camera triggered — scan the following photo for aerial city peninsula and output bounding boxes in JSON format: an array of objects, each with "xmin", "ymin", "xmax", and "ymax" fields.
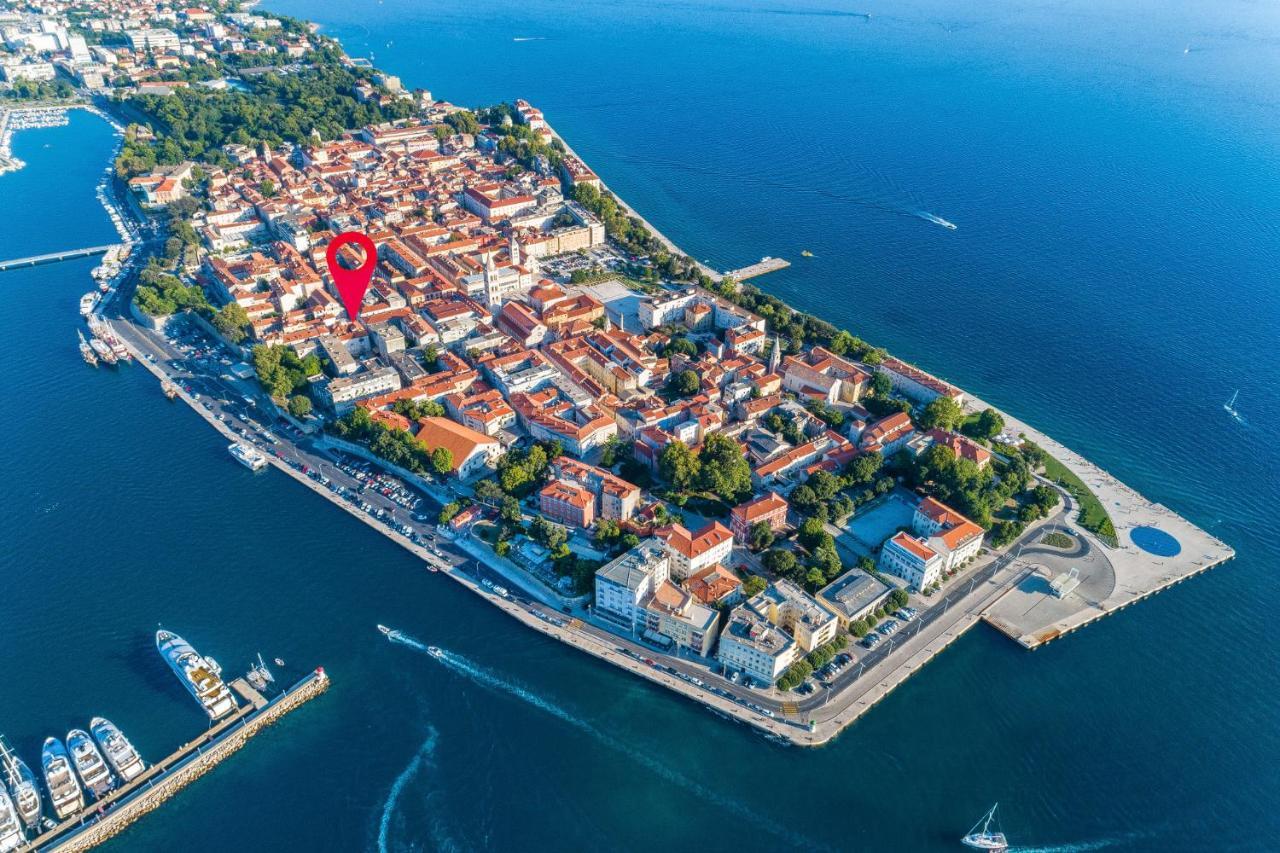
[{"xmin": 0, "ymin": 0, "xmax": 1239, "ymax": 848}]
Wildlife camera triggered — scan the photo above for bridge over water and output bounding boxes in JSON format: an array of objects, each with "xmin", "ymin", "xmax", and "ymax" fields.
[{"xmin": 0, "ymin": 244, "xmax": 115, "ymax": 272}]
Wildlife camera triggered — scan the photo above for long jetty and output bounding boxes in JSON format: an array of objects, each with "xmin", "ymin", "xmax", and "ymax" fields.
[
  {"xmin": 726, "ymin": 256, "xmax": 790, "ymax": 281},
  {"xmin": 0, "ymin": 245, "xmax": 116, "ymax": 272},
  {"xmin": 21, "ymin": 668, "xmax": 329, "ymax": 852}
]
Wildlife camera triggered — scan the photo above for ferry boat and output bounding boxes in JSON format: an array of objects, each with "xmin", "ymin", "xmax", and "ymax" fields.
[
  {"xmin": 40, "ymin": 738, "xmax": 84, "ymax": 820},
  {"xmin": 229, "ymin": 442, "xmax": 268, "ymax": 471},
  {"xmin": 962, "ymin": 804, "xmax": 1008, "ymax": 852},
  {"xmin": 67, "ymin": 729, "xmax": 115, "ymax": 799},
  {"xmin": 0, "ymin": 787, "xmax": 23, "ymax": 853},
  {"xmin": 78, "ymin": 331, "xmax": 98, "ymax": 367},
  {"xmin": 90, "ymin": 718, "xmax": 145, "ymax": 783},
  {"xmin": 155, "ymin": 630, "xmax": 239, "ymax": 720},
  {"xmin": 0, "ymin": 736, "xmax": 41, "ymax": 831},
  {"xmin": 78, "ymin": 293, "xmax": 98, "ymax": 316}
]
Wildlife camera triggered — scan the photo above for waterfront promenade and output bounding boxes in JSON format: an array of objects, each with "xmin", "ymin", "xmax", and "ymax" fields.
[{"xmin": 970, "ymin": 394, "xmax": 1236, "ymax": 648}]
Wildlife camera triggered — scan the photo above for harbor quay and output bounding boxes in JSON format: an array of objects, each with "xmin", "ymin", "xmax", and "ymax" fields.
[{"xmin": 19, "ymin": 669, "xmax": 329, "ymax": 852}]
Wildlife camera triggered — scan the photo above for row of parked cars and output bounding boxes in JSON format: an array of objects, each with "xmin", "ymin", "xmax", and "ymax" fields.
[{"xmin": 861, "ymin": 607, "xmax": 920, "ymax": 649}]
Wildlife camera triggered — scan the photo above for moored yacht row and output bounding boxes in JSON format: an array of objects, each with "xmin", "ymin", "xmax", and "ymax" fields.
[{"xmin": 0, "ymin": 719, "xmax": 146, "ymax": 849}]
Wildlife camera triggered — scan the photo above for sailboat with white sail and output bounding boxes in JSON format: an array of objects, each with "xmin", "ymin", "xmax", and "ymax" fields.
[
  {"xmin": 961, "ymin": 803, "xmax": 1008, "ymax": 851},
  {"xmin": 1223, "ymin": 389, "xmax": 1245, "ymax": 424}
]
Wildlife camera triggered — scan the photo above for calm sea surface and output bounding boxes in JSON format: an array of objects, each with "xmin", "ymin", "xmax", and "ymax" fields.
[{"xmin": 3, "ymin": 0, "xmax": 1279, "ymax": 849}]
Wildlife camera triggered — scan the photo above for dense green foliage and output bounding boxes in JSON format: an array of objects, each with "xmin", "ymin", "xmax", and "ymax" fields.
[
  {"xmin": 134, "ymin": 259, "xmax": 210, "ymax": 316},
  {"xmin": 211, "ymin": 302, "xmax": 250, "ymax": 343},
  {"xmin": 115, "ymin": 59, "xmax": 411, "ymax": 177},
  {"xmin": 252, "ymin": 343, "xmax": 320, "ymax": 399},
  {"xmin": 332, "ymin": 406, "xmax": 435, "ymax": 475}
]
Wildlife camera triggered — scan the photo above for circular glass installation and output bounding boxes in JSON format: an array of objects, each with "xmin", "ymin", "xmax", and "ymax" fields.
[{"xmin": 1130, "ymin": 525, "xmax": 1181, "ymax": 557}]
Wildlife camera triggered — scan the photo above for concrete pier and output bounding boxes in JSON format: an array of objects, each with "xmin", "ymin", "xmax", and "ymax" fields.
[
  {"xmin": 22, "ymin": 669, "xmax": 329, "ymax": 852},
  {"xmin": 726, "ymin": 256, "xmax": 791, "ymax": 281}
]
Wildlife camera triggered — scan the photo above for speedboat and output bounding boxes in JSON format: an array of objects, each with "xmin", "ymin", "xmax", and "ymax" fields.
[
  {"xmin": 427, "ymin": 646, "xmax": 444, "ymax": 659},
  {"xmin": 41, "ymin": 738, "xmax": 84, "ymax": 820},
  {"xmin": 90, "ymin": 718, "xmax": 145, "ymax": 783},
  {"xmin": 377, "ymin": 624, "xmax": 392, "ymax": 636},
  {"xmin": 67, "ymin": 729, "xmax": 115, "ymax": 799}
]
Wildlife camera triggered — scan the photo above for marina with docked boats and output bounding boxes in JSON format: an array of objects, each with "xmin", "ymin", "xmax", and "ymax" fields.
[{"xmin": 0, "ymin": 631, "xmax": 328, "ymax": 852}]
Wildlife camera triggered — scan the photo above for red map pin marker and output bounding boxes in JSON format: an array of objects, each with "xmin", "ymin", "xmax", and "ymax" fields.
[{"xmin": 325, "ymin": 231, "xmax": 377, "ymax": 323}]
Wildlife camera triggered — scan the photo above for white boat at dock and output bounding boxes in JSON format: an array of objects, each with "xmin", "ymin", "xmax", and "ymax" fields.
[
  {"xmin": 67, "ymin": 728, "xmax": 115, "ymax": 799},
  {"xmin": 90, "ymin": 718, "xmax": 145, "ymax": 783},
  {"xmin": 0, "ymin": 735, "xmax": 40, "ymax": 833},
  {"xmin": 229, "ymin": 442, "xmax": 268, "ymax": 471},
  {"xmin": 40, "ymin": 738, "xmax": 84, "ymax": 821},
  {"xmin": 78, "ymin": 331, "xmax": 98, "ymax": 367},
  {"xmin": 89, "ymin": 337, "xmax": 117, "ymax": 365},
  {"xmin": 156, "ymin": 630, "xmax": 239, "ymax": 720},
  {"xmin": 79, "ymin": 292, "xmax": 98, "ymax": 316}
]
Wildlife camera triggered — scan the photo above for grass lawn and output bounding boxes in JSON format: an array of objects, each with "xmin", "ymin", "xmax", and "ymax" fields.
[
  {"xmin": 1041, "ymin": 454, "xmax": 1118, "ymax": 546},
  {"xmin": 1041, "ymin": 531, "xmax": 1075, "ymax": 549}
]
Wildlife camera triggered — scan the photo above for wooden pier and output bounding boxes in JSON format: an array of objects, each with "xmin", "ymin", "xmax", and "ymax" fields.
[
  {"xmin": 21, "ymin": 668, "xmax": 329, "ymax": 852},
  {"xmin": 725, "ymin": 256, "xmax": 790, "ymax": 281}
]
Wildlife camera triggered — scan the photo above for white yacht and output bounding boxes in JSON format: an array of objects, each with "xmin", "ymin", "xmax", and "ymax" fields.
[
  {"xmin": 156, "ymin": 630, "xmax": 239, "ymax": 719},
  {"xmin": 67, "ymin": 729, "xmax": 115, "ymax": 799},
  {"xmin": 90, "ymin": 718, "xmax": 145, "ymax": 783},
  {"xmin": 0, "ymin": 787, "xmax": 23, "ymax": 853},
  {"xmin": 0, "ymin": 735, "xmax": 40, "ymax": 831},
  {"xmin": 40, "ymin": 738, "xmax": 84, "ymax": 820}
]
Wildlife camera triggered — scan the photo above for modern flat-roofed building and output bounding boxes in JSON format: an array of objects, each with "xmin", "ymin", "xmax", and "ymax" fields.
[
  {"xmin": 717, "ymin": 606, "xmax": 797, "ymax": 686},
  {"xmin": 818, "ymin": 569, "xmax": 894, "ymax": 627},
  {"xmin": 746, "ymin": 579, "xmax": 839, "ymax": 653}
]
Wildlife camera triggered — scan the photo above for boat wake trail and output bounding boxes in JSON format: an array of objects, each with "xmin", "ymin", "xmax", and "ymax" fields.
[
  {"xmin": 382, "ymin": 629, "xmax": 829, "ymax": 851},
  {"xmin": 1010, "ymin": 835, "xmax": 1139, "ymax": 853},
  {"xmin": 377, "ymin": 725, "xmax": 460, "ymax": 853},
  {"xmin": 913, "ymin": 210, "xmax": 958, "ymax": 230}
]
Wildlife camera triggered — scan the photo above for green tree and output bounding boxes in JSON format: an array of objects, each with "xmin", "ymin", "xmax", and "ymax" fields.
[
  {"xmin": 889, "ymin": 588, "xmax": 910, "ymax": 609},
  {"xmin": 870, "ymin": 371, "xmax": 893, "ymax": 398},
  {"xmin": 666, "ymin": 369, "xmax": 700, "ymax": 398},
  {"xmin": 920, "ymin": 396, "xmax": 965, "ymax": 432},
  {"xmin": 763, "ymin": 548, "xmax": 797, "ymax": 577},
  {"xmin": 696, "ymin": 433, "xmax": 752, "ymax": 502},
  {"xmin": 749, "ymin": 521, "xmax": 775, "ymax": 552},
  {"xmin": 430, "ymin": 447, "xmax": 454, "ymax": 475},
  {"xmin": 968, "ymin": 407, "xmax": 1004, "ymax": 440},
  {"xmin": 741, "ymin": 574, "xmax": 768, "ymax": 598},
  {"xmin": 212, "ymin": 302, "xmax": 250, "ymax": 343},
  {"xmin": 438, "ymin": 501, "xmax": 462, "ymax": 525},
  {"xmin": 658, "ymin": 441, "xmax": 700, "ymax": 491},
  {"xmin": 287, "ymin": 394, "xmax": 312, "ymax": 419}
]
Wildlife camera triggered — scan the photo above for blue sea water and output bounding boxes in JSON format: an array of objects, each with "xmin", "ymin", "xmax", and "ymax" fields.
[{"xmin": 2, "ymin": 0, "xmax": 1279, "ymax": 849}]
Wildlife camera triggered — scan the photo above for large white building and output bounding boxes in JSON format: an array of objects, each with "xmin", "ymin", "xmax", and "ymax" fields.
[
  {"xmin": 322, "ymin": 365, "xmax": 402, "ymax": 413},
  {"xmin": 749, "ymin": 579, "xmax": 840, "ymax": 653},
  {"xmin": 717, "ymin": 607, "xmax": 797, "ymax": 686},
  {"xmin": 594, "ymin": 541, "xmax": 719, "ymax": 656},
  {"xmin": 880, "ymin": 495, "xmax": 986, "ymax": 590},
  {"xmin": 879, "ymin": 532, "xmax": 945, "ymax": 591}
]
